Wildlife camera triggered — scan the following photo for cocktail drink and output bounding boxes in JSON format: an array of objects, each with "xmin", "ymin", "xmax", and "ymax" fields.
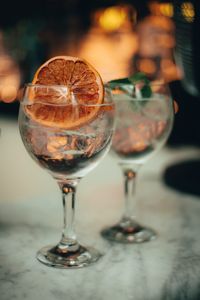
[
  {"xmin": 18, "ymin": 56, "xmax": 115, "ymax": 268},
  {"xmin": 20, "ymin": 89, "xmax": 113, "ymax": 180},
  {"xmin": 101, "ymin": 82, "xmax": 174, "ymax": 243}
]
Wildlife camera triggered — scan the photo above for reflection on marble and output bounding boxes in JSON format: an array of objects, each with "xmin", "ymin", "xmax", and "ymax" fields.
[{"xmin": 0, "ymin": 118, "xmax": 200, "ymax": 300}]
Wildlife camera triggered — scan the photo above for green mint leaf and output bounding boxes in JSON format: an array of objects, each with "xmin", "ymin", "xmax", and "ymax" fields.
[
  {"xmin": 140, "ymin": 85, "xmax": 152, "ymax": 98},
  {"xmin": 108, "ymin": 72, "xmax": 152, "ymax": 104},
  {"xmin": 128, "ymin": 72, "xmax": 152, "ymax": 99},
  {"xmin": 128, "ymin": 72, "xmax": 150, "ymax": 85},
  {"xmin": 108, "ymin": 77, "xmax": 130, "ymax": 89}
]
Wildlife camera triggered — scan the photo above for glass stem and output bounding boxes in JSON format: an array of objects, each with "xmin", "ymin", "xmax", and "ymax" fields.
[
  {"xmin": 121, "ymin": 165, "xmax": 141, "ymax": 220},
  {"xmin": 57, "ymin": 179, "xmax": 79, "ymax": 251}
]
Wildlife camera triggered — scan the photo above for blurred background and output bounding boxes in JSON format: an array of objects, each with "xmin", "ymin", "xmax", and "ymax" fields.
[{"xmin": 0, "ymin": 0, "xmax": 200, "ymax": 148}]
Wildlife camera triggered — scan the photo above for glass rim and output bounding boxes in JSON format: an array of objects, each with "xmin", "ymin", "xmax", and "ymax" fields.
[
  {"xmin": 20, "ymin": 101, "xmax": 114, "ymax": 108},
  {"xmin": 112, "ymin": 94, "xmax": 170, "ymax": 101},
  {"xmin": 21, "ymin": 83, "xmax": 114, "ymax": 107},
  {"xmin": 106, "ymin": 79, "xmax": 167, "ymax": 86},
  {"xmin": 107, "ymin": 80, "xmax": 171, "ymax": 101}
]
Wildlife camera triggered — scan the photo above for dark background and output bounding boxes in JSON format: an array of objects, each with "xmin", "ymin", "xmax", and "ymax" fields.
[{"xmin": 0, "ymin": 0, "xmax": 200, "ymax": 148}]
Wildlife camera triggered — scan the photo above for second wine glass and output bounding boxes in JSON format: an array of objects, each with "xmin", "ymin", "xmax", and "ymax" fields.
[{"xmin": 101, "ymin": 82, "xmax": 174, "ymax": 243}]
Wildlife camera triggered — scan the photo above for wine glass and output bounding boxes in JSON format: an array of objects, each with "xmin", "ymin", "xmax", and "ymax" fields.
[
  {"xmin": 18, "ymin": 84, "xmax": 115, "ymax": 268},
  {"xmin": 101, "ymin": 82, "xmax": 174, "ymax": 243}
]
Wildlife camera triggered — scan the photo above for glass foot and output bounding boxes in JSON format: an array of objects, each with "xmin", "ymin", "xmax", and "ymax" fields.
[
  {"xmin": 101, "ymin": 218, "xmax": 157, "ymax": 243},
  {"xmin": 37, "ymin": 243, "xmax": 102, "ymax": 268}
]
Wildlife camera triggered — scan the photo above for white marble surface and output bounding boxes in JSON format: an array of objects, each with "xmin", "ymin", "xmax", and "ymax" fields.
[{"xmin": 0, "ymin": 117, "xmax": 200, "ymax": 300}]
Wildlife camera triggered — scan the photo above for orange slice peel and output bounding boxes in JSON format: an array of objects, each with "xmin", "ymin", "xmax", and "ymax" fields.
[{"xmin": 25, "ymin": 56, "xmax": 104, "ymax": 128}]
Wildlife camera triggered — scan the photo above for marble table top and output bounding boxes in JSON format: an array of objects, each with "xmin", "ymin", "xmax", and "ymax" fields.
[{"xmin": 0, "ymin": 117, "xmax": 200, "ymax": 300}]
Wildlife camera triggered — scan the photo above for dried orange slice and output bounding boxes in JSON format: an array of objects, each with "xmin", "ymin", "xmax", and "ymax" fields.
[{"xmin": 26, "ymin": 56, "xmax": 104, "ymax": 128}]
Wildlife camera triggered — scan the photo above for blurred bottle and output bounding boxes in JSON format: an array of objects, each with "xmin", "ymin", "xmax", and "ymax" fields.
[
  {"xmin": 133, "ymin": 14, "xmax": 181, "ymax": 83},
  {"xmin": 0, "ymin": 31, "xmax": 20, "ymax": 103}
]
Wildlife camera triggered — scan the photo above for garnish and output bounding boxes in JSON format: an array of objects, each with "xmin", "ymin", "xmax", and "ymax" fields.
[
  {"xmin": 25, "ymin": 56, "xmax": 104, "ymax": 129},
  {"xmin": 108, "ymin": 72, "xmax": 152, "ymax": 99}
]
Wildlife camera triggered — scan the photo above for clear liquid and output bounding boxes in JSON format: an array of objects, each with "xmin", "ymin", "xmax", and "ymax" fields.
[
  {"xmin": 112, "ymin": 138, "xmax": 167, "ymax": 164},
  {"xmin": 34, "ymin": 146, "xmax": 109, "ymax": 179},
  {"xmin": 20, "ymin": 121, "xmax": 112, "ymax": 179},
  {"xmin": 111, "ymin": 95, "xmax": 173, "ymax": 165}
]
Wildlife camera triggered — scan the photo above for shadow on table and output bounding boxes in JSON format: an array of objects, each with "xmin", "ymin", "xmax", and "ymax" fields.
[
  {"xmin": 163, "ymin": 159, "xmax": 200, "ymax": 197},
  {"xmin": 163, "ymin": 81, "xmax": 200, "ymax": 198}
]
